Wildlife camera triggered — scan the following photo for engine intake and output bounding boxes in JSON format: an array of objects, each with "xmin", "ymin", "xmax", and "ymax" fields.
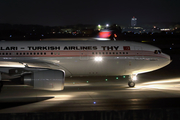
[{"xmin": 23, "ymin": 70, "xmax": 65, "ymax": 91}]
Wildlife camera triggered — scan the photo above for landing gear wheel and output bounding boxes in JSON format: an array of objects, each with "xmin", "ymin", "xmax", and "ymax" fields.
[{"xmin": 128, "ymin": 81, "xmax": 135, "ymax": 87}]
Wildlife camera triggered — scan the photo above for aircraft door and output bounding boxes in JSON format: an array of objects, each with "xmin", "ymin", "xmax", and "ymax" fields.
[{"xmin": 80, "ymin": 52, "xmax": 89, "ymax": 60}]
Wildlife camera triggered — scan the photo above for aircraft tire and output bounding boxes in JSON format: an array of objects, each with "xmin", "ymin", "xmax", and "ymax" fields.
[{"xmin": 128, "ymin": 81, "xmax": 135, "ymax": 87}]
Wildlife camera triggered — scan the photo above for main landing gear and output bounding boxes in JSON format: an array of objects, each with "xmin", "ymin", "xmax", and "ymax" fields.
[
  {"xmin": 128, "ymin": 74, "xmax": 137, "ymax": 87},
  {"xmin": 0, "ymin": 82, "xmax": 3, "ymax": 92}
]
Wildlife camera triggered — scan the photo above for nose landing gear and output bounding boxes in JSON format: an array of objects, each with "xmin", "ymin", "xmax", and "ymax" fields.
[
  {"xmin": 128, "ymin": 74, "xmax": 137, "ymax": 87},
  {"xmin": 128, "ymin": 81, "xmax": 135, "ymax": 87}
]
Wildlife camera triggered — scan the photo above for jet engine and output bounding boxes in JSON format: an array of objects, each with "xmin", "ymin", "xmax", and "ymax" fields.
[{"xmin": 23, "ymin": 70, "xmax": 65, "ymax": 91}]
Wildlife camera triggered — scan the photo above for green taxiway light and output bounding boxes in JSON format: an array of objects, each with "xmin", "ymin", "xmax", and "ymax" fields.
[
  {"xmin": 123, "ymin": 76, "xmax": 126, "ymax": 78},
  {"xmin": 116, "ymin": 77, "xmax": 118, "ymax": 79},
  {"xmin": 105, "ymin": 79, "xmax": 108, "ymax": 81},
  {"xmin": 87, "ymin": 81, "xmax": 89, "ymax": 83}
]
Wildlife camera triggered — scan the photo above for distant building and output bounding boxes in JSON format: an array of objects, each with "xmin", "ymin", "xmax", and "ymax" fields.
[
  {"xmin": 131, "ymin": 16, "xmax": 137, "ymax": 26},
  {"xmin": 122, "ymin": 26, "xmax": 143, "ymax": 34}
]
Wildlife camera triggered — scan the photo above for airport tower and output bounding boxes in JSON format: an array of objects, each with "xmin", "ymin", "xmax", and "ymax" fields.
[{"xmin": 131, "ymin": 16, "xmax": 137, "ymax": 26}]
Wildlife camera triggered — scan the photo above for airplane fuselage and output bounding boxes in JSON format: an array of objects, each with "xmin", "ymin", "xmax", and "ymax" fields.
[{"xmin": 0, "ymin": 41, "xmax": 171, "ymax": 77}]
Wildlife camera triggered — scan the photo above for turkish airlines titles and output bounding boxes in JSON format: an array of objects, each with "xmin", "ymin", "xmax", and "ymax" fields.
[{"xmin": 0, "ymin": 46, "xmax": 130, "ymax": 51}]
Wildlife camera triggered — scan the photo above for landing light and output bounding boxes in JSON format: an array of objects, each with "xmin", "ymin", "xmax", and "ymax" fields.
[
  {"xmin": 94, "ymin": 57, "xmax": 102, "ymax": 61},
  {"xmin": 132, "ymin": 76, "xmax": 137, "ymax": 81}
]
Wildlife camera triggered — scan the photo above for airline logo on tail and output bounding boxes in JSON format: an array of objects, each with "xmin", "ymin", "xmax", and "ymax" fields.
[{"xmin": 95, "ymin": 30, "xmax": 112, "ymax": 41}]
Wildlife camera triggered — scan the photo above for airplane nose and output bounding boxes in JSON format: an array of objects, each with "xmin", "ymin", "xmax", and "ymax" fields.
[
  {"xmin": 162, "ymin": 53, "xmax": 170, "ymax": 60},
  {"xmin": 162, "ymin": 53, "xmax": 172, "ymax": 64}
]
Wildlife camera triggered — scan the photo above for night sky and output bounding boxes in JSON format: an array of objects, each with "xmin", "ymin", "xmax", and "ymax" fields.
[{"xmin": 1, "ymin": 0, "xmax": 180, "ymax": 26}]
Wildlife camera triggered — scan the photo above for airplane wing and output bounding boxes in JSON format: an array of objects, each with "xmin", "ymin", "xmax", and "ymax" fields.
[
  {"xmin": 0, "ymin": 60, "xmax": 71, "ymax": 76},
  {"xmin": 0, "ymin": 61, "xmax": 25, "ymax": 68}
]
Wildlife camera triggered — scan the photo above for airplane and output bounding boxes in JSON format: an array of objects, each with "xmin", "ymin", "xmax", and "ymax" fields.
[{"xmin": 0, "ymin": 39, "xmax": 171, "ymax": 91}]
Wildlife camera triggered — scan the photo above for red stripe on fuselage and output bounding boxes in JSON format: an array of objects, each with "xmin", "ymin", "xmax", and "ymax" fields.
[{"xmin": 0, "ymin": 50, "xmax": 168, "ymax": 59}]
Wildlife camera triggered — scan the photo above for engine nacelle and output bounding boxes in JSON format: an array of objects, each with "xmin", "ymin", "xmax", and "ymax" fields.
[{"xmin": 23, "ymin": 70, "xmax": 65, "ymax": 91}]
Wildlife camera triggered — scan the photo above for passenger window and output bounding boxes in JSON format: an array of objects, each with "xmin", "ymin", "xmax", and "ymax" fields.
[{"xmin": 158, "ymin": 50, "xmax": 161, "ymax": 54}]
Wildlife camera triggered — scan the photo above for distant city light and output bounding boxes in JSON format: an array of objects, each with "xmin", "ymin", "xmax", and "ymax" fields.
[
  {"xmin": 106, "ymin": 24, "xmax": 109, "ymax": 27},
  {"xmin": 161, "ymin": 28, "xmax": 170, "ymax": 31},
  {"xmin": 9, "ymin": 35, "xmax": 12, "ymax": 37}
]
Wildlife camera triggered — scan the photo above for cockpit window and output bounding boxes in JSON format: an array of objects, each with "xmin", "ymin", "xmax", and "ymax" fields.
[
  {"xmin": 154, "ymin": 50, "xmax": 161, "ymax": 54},
  {"xmin": 158, "ymin": 50, "xmax": 161, "ymax": 54}
]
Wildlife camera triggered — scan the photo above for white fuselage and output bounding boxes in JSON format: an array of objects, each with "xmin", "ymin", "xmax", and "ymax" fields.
[{"xmin": 0, "ymin": 41, "xmax": 171, "ymax": 77}]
